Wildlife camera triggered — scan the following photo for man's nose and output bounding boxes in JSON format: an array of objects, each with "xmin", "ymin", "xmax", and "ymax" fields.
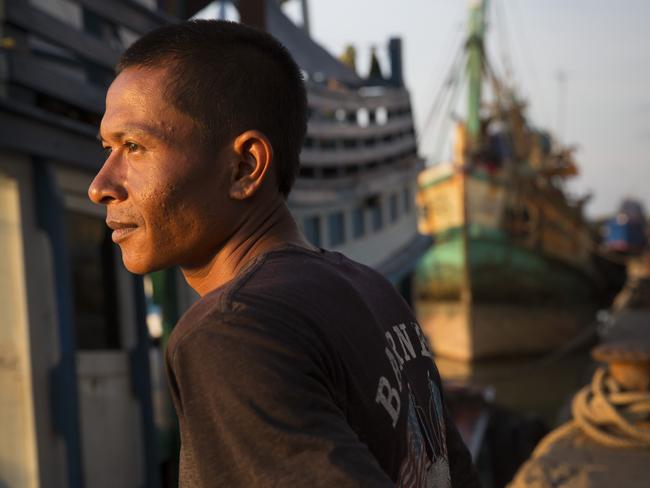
[{"xmin": 88, "ymin": 156, "xmax": 128, "ymax": 205}]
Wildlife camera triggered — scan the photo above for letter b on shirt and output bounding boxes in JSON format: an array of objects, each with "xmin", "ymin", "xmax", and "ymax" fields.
[{"xmin": 375, "ymin": 376, "xmax": 400, "ymax": 427}]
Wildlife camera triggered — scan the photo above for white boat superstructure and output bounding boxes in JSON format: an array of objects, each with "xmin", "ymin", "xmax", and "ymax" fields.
[{"xmin": 291, "ymin": 82, "xmax": 427, "ymax": 280}]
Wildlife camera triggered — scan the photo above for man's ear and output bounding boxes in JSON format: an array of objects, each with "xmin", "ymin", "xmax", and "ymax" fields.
[{"xmin": 230, "ymin": 130, "xmax": 273, "ymax": 200}]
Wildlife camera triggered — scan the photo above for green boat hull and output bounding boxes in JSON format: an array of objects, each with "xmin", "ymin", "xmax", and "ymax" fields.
[
  {"xmin": 414, "ymin": 227, "xmax": 600, "ymax": 360},
  {"xmin": 415, "ymin": 226, "xmax": 598, "ymax": 305}
]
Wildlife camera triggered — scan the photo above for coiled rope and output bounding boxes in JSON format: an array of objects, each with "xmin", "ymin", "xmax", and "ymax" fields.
[
  {"xmin": 532, "ymin": 366, "xmax": 650, "ymax": 455},
  {"xmin": 571, "ymin": 367, "xmax": 650, "ymax": 449}
]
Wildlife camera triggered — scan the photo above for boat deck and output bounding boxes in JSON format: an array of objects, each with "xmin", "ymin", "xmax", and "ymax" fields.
[{"xmin": 508, "ymin": 298, "xmax": 650, "ymax": 488}]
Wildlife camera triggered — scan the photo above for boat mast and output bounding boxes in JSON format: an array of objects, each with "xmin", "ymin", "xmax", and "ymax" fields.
[
  {"xmin": 460, "ymin": 0, "xmax": 488, "ymax": 309},
  {"xmin": 466, "ymin": 0, "xmax": 488, "ymax": 152}
]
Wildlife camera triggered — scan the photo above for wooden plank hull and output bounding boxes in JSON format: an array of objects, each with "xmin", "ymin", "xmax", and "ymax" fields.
[
  {"xmin": 415, "ymin": 299, "xmax": 596, "ymax": 361},
  {"xmin": 415, "ymin": 166, "xmax": 601, "ymax": 360}
]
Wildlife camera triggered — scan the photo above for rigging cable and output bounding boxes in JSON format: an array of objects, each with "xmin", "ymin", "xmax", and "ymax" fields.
[
  {"xmin": 492, "ymin": 0, "xmax": 515, "ymax": 85},
  {"xmin": 418, "ymin": 20, "xmax": 466, "ymax": 143},
  {"xmin": 507, "ymin": 0, "xmax": 552, "ymax": 129},
  {"xmin": 430, "ymin": 63, "xmax": 465, "ymax": 164}
]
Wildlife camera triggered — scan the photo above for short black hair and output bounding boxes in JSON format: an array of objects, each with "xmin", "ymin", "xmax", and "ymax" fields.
[{"xmin": 117, "ymin": 20, "xmax": 307, "ymax": 197}]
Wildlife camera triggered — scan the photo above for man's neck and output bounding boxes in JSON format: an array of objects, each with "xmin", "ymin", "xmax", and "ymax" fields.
[{"xmin": 181, "ymin": 199, "xmax": 314, "ymax": 297}]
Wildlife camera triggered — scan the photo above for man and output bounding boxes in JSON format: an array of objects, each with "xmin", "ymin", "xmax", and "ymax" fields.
[{"xmin": 89, "ymin": 20, "xmax": 479, "ymax": 487}]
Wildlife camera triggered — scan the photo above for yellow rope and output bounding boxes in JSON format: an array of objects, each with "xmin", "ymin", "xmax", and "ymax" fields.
[{"xmin": 571, "ymin": 367, "xmax": 650, "ymax": 449}]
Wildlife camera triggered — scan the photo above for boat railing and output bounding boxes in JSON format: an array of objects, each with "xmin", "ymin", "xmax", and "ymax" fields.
[
  {"xmin": 301, "ymin": 134, "xmax": 416, "ymax": 167},
  {"xmin": 294, "ymin": 156, "xmax": 418, "ymax": 191},
  {"xmin": 307, "ymin": 113, "xmax": 414, "ymax": 139}
]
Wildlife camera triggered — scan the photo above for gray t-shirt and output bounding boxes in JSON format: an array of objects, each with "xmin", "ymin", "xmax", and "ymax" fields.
[{"xmin": 166, "ymin": 245, "xmax": 479, "ymax": 487}]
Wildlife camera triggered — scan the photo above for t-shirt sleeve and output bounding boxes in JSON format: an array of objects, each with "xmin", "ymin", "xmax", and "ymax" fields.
[
  {"xmin": 167, "ymin": 311, "xmax": 394, "ymax": 487},
  {"xmin": 444, "ymin": 409, "xmax": 482, "ymax": 488}
]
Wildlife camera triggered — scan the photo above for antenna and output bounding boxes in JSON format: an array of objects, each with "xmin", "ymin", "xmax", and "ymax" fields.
[{"xmin": 556, "ymin": 70, "xmax": 567, "ymax": 141}]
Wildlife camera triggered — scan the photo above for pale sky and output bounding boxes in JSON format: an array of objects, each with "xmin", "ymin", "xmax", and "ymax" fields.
[
  {"xmin": 300, "ymin": 0, "xmax": 650, "ymax": 218},
  {"xmin": 207, "ymin": 0, "xmax": 650, "ymax": 218}
]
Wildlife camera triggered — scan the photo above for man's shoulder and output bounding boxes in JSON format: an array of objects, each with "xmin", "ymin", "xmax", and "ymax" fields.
[
  {"xmin": 165, "ymin": 280, "xmax": 230, "ymax": 366},
  {"xmin": 243, "ymin": 245, "xmax": 392, "ymax": 295},
  {"xmin": 165, "ymin": 246, "xmax": 340, "ymax": 361},
  {"xmin": 166, "ymin": 244, "xmax": 400, "ymax": 367}
]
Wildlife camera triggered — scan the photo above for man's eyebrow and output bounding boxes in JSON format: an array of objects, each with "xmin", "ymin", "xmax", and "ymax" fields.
[{"xmin": 97, "ymin": 124, "xmax": 170, "ymax": 143}]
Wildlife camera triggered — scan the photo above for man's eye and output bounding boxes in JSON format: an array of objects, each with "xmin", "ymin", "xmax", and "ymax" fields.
[{"xmin": 125, "ymin": 142, "xmax": 140, "ymax": 153}]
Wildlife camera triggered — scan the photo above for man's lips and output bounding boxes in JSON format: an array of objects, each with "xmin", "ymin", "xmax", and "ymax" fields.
[{"xmin": 106, "ymin": 220, "xmax": 139, "ymax": 243}]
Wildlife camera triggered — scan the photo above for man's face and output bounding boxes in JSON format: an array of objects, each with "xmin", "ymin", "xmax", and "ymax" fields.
[{"xmin": 89, "ymin": 66, "xmax": 238, "ymax": 274}]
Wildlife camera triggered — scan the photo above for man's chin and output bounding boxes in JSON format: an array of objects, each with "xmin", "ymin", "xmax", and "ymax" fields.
[{"xmin": 120, "ymin": 251, "xmax": 163, "ymax": 275}]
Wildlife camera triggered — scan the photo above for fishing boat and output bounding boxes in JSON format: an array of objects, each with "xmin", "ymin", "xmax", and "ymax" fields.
[{"xmin": 415, "ymin": 0, "xmax": 603, "ymax": 361}]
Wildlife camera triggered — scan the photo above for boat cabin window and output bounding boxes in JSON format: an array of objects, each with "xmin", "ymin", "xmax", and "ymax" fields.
[
  {"xmin": 367, "ymin": 196, "xmax": 383, "ymax": 232},
  {"xmin": 322, "ymin": 109, "xmax": 336, "ymax": 122},
  {"xmin": 403, "ymin": 187, "xmax": 412, "ymax": 214},
  {"xmin": 375, "ymin": 107, "xmax": 388, "ymax": 125},
  {"xmin": 389, "ymin": 193, "xmax": 399, "ymax": 223},
  {"xmin": 64, "ymin": 210, "xmax": 121, "ymax": 350},
  {"xmin": 352, "ymin": 206, "xmax": 365, "ymax": 239},
  {"xmin": 328, "ymin": 211, "xmax": 346, "ymax": 247},
  {"xmin": 419, "ymin": 203, "xmax": 430, "ymax": 221},
  {"xmin": 322, "ymin": 167, "xmax": 339, "ymax": 178},
  {"xmin": 303, "ymin": 216, "xmax": 322, "ymax": 247},
  {"xmin": 321, "ymin": 139, "xmax": 336, "ymax": 150},
  {"xmin": 357, "ymin": 108, "xmax": 369, "ymax": 127},
  {"xmin": 344, "ymin": 165, "xmax": 359, "ymax": 176}
]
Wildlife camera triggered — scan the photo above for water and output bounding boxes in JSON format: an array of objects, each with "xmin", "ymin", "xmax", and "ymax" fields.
[{"xmin": 436, "ymin": 345, "xmax": 596, "ymax": 427}]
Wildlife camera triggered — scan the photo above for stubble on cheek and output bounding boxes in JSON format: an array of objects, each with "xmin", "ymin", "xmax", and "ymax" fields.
[
  {"xmin": 147, "ymin": 178, "xmax": 205, "ymax": 259},
  {"xmin": 145, "ymin": 183, "xmax": 183, "ymax": 250}
]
